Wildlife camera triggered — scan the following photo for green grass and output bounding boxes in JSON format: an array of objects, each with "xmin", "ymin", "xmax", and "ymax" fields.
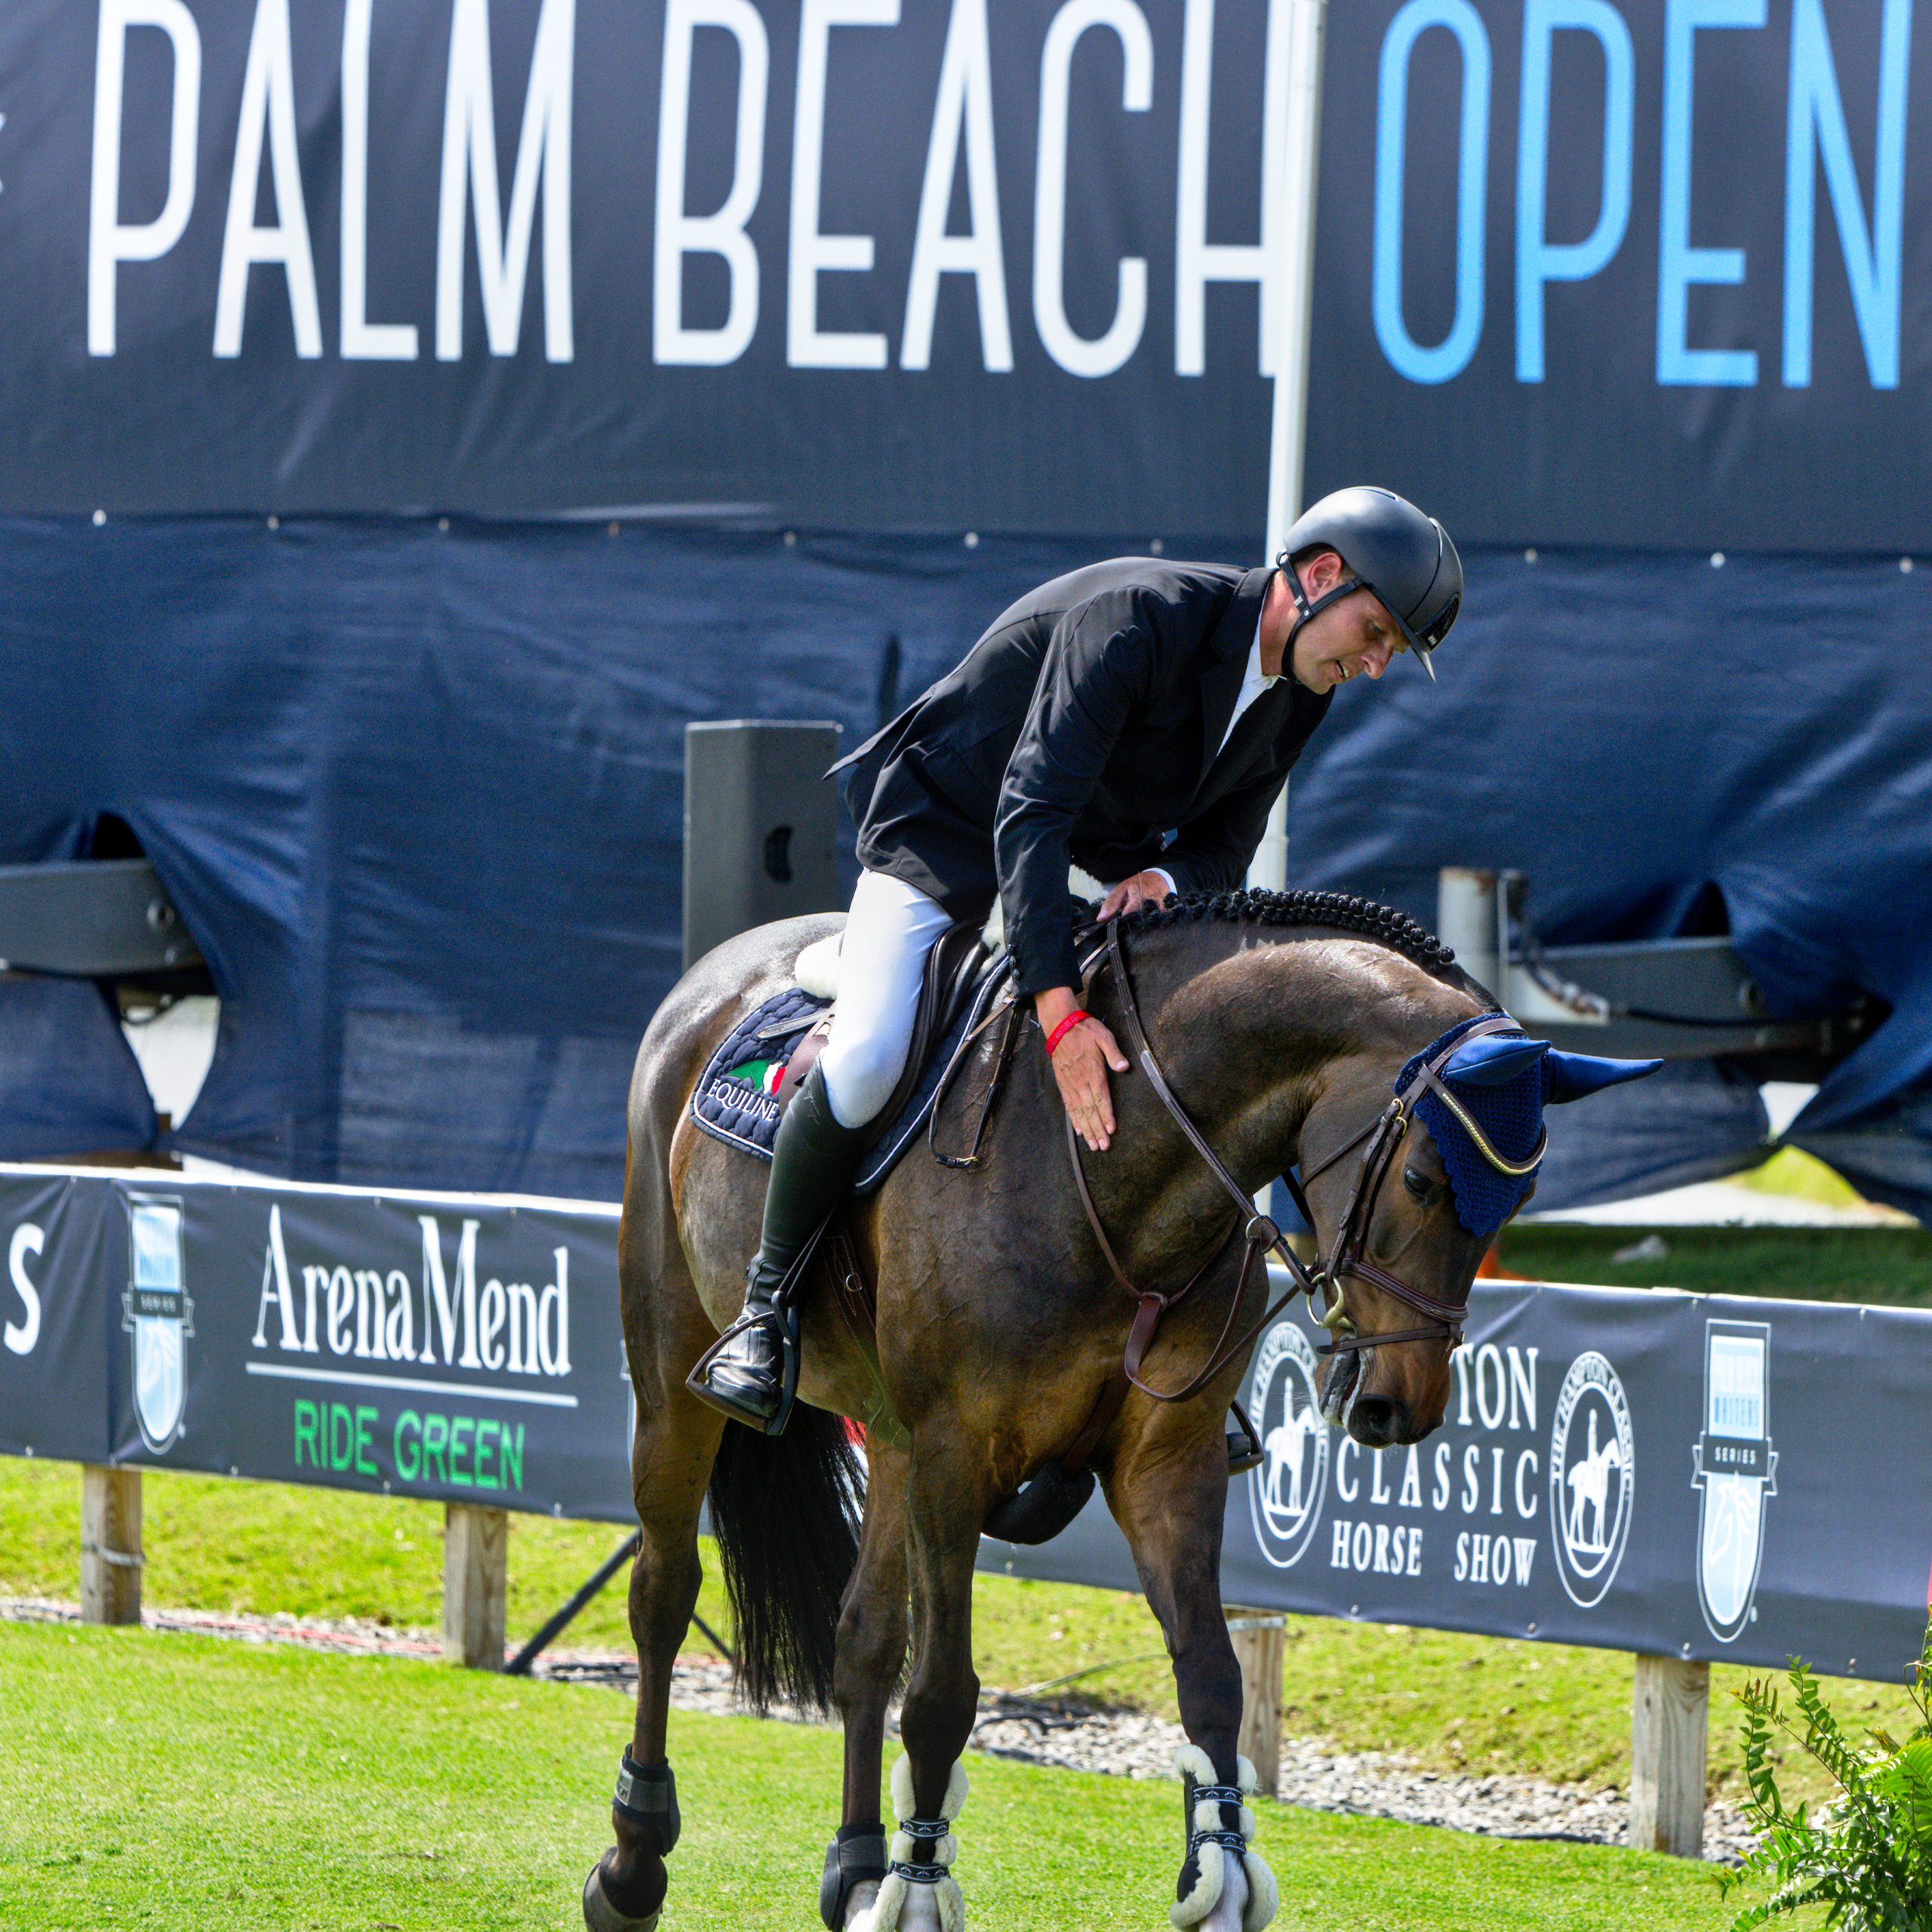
[
  {"xmin": 1497, "ymin": 1223, "xmax": 1932, "ymax": 1306},
  {"xmin": 0, "ymin": 1454, "xmax": 705, "ymax": 1657},
  {"xmin": 6, "ymin": 1458, "xmax": 1921, "ymax": 1817},
  {"xmin": 0, "ymin": 1620, "xmax": 1740, "ymax": 1930}
]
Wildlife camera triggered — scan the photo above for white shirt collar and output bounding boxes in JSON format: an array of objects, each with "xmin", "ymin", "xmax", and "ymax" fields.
[{"xmin": 1214, "ymin": 613, "xmax": 1282, "ymax": 761}]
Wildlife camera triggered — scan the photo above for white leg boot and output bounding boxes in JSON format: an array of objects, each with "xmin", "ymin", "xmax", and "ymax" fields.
[
  {"xmin": 1198, "ymin": 1857, "xmax": 1249, "ymax": 1932},
  {"xmin": 1168, "ymin": 1749, "xmax": 1278, "ymax": 1932},
  {"xmin": 848, "ymin": 1756, "xmax": 968, "ymax": 1932},
  {"xmin": 853, "ymin": 1875, "xmax": 946, "ymax": 1932}
]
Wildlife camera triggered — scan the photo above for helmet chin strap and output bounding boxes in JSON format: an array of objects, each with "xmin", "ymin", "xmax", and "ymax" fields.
[
  {"xmin": 1279, "ymin": 555, "xmax": 1365, "ymax": 655},
  {"xmin": 1281, "ymin": 554, "xmax": 1439, "ymax": 679}
]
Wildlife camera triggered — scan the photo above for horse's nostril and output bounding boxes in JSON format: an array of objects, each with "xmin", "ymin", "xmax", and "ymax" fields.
[{"xmin": 1349, "ymin": 1395, "xmax": 1410, "ymax": 1446}]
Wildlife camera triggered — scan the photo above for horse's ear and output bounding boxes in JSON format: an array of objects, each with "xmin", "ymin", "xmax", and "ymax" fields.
[
  {"xmin": 1442, "ymin": 1034, "xmax": 1547, "ymax": 1086},
  {"xmin": 1543, "ymin": 1050, "xmax": 1664, "ymax": 1104}
]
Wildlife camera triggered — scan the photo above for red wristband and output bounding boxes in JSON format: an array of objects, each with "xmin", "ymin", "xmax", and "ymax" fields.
[{"xmin": 1044, "ymin": 1009, "xmax": 1092, "ymax": 1057}]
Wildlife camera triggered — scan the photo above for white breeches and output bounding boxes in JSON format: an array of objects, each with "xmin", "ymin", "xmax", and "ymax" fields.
[{"xmin": 817, "ymin": 870, "xmax": 955, "ymax": 1130}]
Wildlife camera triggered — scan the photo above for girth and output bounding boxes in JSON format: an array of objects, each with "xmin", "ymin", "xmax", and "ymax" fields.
[{"xmin": 1054, "ymin": 921, "xmax": 1525, "ymax": 1475}]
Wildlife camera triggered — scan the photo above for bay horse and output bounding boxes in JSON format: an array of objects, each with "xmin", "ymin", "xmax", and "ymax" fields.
[{"xmin": 586, "ymin": 890, "xmax": 1589, "ymax": 1930}]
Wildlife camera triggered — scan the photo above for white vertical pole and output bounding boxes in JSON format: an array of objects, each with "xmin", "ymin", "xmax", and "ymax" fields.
[
  {"xmin": 1436, "ymin": 868, "xmax": 1502, "ymax": 995},
  {"xmin": 1249, "ymin": 0, "xmax": 1330, "ymax": 894},
  {"xmin": 1264, "ymin": 0, "xmax": 1328, "ymax": 563}
]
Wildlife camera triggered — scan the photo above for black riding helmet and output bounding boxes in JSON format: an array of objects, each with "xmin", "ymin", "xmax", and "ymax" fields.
[{"xmin": 1278, "ymin": 486, "xmax": 1463, "ymax": 681}]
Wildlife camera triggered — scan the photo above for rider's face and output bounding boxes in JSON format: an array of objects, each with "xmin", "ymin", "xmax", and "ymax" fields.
[{"xmin": 1291, "ymin": 586, "xmax": 1407, "ymax": 693}]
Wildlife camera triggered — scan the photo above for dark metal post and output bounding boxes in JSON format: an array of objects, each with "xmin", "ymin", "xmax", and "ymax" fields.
[{"xmin": 505, "ymin": 1532, "xmax": 737, "ymax": 1676}]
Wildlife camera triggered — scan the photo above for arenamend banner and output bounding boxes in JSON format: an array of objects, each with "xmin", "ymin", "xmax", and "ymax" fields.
[
  {"xmin": 0, "ymin": 1172, "xmax": 118, "ymax": 1466},
  {"xmin": 11, "ymin": 1168, "xmax": 1932, "ymax": 1684},
  {"xmin": 2, "ymin": 1, "xmax": 1928, "ymax": 546},
  {"xmin": 0, "ymin": 1168, "xmax": 634, "ymax": 1521},
  {"xmin": 990, "ymin": 1272, "xmax": 1932, "ymax": 1685}
]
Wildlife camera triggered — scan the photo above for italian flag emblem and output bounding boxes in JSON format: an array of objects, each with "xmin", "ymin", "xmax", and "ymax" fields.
[{"xmin": 726, "ymin": 1057, "xmax": 785, "ymax": 1097}]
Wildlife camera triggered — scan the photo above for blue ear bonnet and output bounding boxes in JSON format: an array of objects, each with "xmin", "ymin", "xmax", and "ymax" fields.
[{"xmin": 1397, "ymin": 1018, "xmax": 1662, "ymax": 1238}]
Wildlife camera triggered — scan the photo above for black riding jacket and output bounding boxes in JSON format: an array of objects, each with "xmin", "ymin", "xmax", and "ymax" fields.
[{"xmin": 832, "ymin": 558, "xmax": 1334, "ymax": 996}]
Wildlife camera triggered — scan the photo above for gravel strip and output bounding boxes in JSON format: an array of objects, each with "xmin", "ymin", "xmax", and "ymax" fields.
[
  {"xmin": 537, "ymin": 1651, "xmax": 1759, "ymax": 1862},
  {"xmin": 5, "ymin": 1597, "xmax": 1755, "ymax": 1860},
  {"xmin": 1, "ymin": 1593, "xmax": 444, "ymax": 1657}
]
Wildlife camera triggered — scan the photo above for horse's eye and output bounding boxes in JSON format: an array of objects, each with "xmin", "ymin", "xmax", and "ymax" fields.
[{"xmin": 1402, "ymin": 1166, "xmax": 1438, "ymax": 1205}]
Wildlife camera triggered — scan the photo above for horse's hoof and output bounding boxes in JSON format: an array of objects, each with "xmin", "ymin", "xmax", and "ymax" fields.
[{"xmin": 583, "ymin": 1859, "xmax": 662, "ymax": 1932}]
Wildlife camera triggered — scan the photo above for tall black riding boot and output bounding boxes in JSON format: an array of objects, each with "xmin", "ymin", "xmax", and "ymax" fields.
[{"xmin": 688, "ymin": 1066, "xmax": 867, "ymax": 1433}]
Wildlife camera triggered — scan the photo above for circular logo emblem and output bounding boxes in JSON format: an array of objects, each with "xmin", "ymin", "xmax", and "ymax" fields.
[
  {"xmin": 1548, "ymin": 1351, "xmax": 1636, "ymax": 1607},
  {"xmin": 1246, "ymin": 1321, "xmax": 1331, "ymax": 1569}
]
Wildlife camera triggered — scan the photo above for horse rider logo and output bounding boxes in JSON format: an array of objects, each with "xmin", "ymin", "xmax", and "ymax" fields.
[
  {"xmin": 1246, "ymin": 1319, "xmax": 1331, "ymax": 1568},
  {"xmin": 1548, "ymin": 1351, "xmax": 1635, "ymax": 1608},
  {"xmin": 1693, "ymin": 1319, "xmax": 1778, "ymax": 1643},
  {"xmin": 123, "ymin": 1195, "xmax": 192, "ymax": 1455}
]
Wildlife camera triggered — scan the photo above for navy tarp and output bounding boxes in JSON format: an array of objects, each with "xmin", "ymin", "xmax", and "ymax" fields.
[
  {"xmin": 2, "ymin": 515, "xmax": 1106, "ymax": 1194},
  {"xmin": 1289, "ymin": 545, "xmax": 1932, "ymax": 1218},
  {"xmin": 6, "ymin": 518, "xmax": 1930, "ymax": 1214}
]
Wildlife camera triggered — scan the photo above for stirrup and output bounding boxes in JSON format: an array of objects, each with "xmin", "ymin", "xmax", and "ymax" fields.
[
  {"xmin": 686, "ymin": 1298, "xmax": 801, "ymax": 1436},
  {"xmin": 1226, "ymin": 1398, "xmax": 1263, "ymax": 1476}
]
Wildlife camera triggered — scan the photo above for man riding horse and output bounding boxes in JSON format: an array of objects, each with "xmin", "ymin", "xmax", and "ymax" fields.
[
  {"xmin": 596, "ymin": 494, "xmax": 1660, "ymax": 1932},
  {"xmin": 691, "ymin": 485, "xmax": 1465, "ymax": 1434}
]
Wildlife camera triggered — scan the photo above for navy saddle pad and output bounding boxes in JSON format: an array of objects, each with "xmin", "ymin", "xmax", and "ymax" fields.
[
  {"xmin": 688, "ymin": 971, "xmax": 1010, "ymax": 1195},
  {"xmin": 688, "ymin": 986, "xmax": 827, "ymax": 1152}
]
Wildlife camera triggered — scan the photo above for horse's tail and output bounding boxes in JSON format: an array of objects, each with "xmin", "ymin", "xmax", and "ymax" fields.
[{"xmin": 706, "ymin": 1407, "xmax": 863, "ymax": 1714}]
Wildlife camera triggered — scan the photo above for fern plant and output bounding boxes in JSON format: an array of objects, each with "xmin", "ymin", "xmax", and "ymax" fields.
[{"xmin": 1720, "ymin": 1621, "xmax": 1932, "ymax": 1930}]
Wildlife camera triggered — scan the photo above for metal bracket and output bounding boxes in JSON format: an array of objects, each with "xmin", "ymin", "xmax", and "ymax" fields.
[{"xmin": 0, "ymin": 860, "xmax": 206, "ymax": 980}]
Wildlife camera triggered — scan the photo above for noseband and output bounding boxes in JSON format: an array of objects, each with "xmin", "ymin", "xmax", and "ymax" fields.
[{"xmin": 1060, "ymin": 921, "xmax": 1534, "ymax": 1445}]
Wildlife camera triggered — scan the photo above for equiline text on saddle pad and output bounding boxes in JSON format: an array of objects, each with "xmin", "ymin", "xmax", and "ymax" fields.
[
  {"xmin": 688, "ymin": 968, "xmax": 1012, "ymax": 1196},
  {"xmin": 689, "ymin": 985, "xmax": 828, "ymax": 1152}
]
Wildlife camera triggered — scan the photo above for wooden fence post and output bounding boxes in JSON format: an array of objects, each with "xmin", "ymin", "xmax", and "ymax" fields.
[
  {"xmin": 443, "ymin": 1503, "xmax": 509, "ymax": 1669},
  {"xmin": 80, "ymin": 1465, "xmax": 143, "ymax": 1626},
  {"xmin": 1228, "ymin": 1611, "xmax": 1286, "ymax": 1795},
  {"xmin": 1630, "ymin": 1653, "xmax": 1709, "ymax": 1857}
]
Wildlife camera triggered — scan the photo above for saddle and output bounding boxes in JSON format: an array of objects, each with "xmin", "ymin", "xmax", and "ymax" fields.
[
  {"xmin": 685, "ymin": 920, "xmax": 1015, "ymax": 1447},
  {"xmin": 687, "ymin": 920, "xmax": 1011, "ymax": 1189},
  {"xmin": 779, "ymin": 918, "xmax": 992, "ymax": 1146}
]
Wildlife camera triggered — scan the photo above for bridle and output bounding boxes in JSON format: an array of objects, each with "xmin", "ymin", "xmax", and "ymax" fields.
[{"xmin": 1053, "ymin": 921, "xmax": 1537, "ymax": 1467}]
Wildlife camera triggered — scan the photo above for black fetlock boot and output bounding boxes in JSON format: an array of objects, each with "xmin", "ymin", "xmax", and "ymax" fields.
[{"xmin": 688, "ymin": 1067, "xmax": 866, "ymax": 1433}]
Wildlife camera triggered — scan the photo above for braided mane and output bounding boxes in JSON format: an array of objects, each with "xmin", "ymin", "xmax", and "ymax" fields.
[{"xmin": 1117, "ymin": 886, "xmax": 1458, "ymax": 977}]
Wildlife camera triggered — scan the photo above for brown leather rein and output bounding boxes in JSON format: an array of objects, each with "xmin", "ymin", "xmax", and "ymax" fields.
[{"xmin": 1054, "ymin": 921, "xmax": 1534, "ymax": 1473}]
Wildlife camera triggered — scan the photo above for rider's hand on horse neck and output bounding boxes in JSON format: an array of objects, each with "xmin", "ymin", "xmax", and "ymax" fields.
[
  {"xmin": 1097, "ymin": 869, "xmax": 1171, "ymax": 923},
  {"xmin": 1035, "ymin": 984, "xmax": 1129, "ymax": 1152}
]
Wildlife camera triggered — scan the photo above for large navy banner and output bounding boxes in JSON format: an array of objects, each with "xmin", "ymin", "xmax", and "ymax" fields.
[
  {"xmin": 0, "ymin": 0, "xmax": 1278, "ymax": 534},
  {"xmin": 1308, "ymin": 0, "xmax": 1932, "ymax": 550},
  {"xmin": 2, "ymin": 0, "xmax": 1927, "ymax": 545},
  {"xmin": 8, "ymin": 1171, "xmax": 1930, "ymax": 1682},
  {"xmin": 993, "ymin": 1267, "xmax": 1932, "ymax": 1684},
  {"xmin": 0, "ymin": 1167, "xmax": 632, "ymax": 1521}
]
